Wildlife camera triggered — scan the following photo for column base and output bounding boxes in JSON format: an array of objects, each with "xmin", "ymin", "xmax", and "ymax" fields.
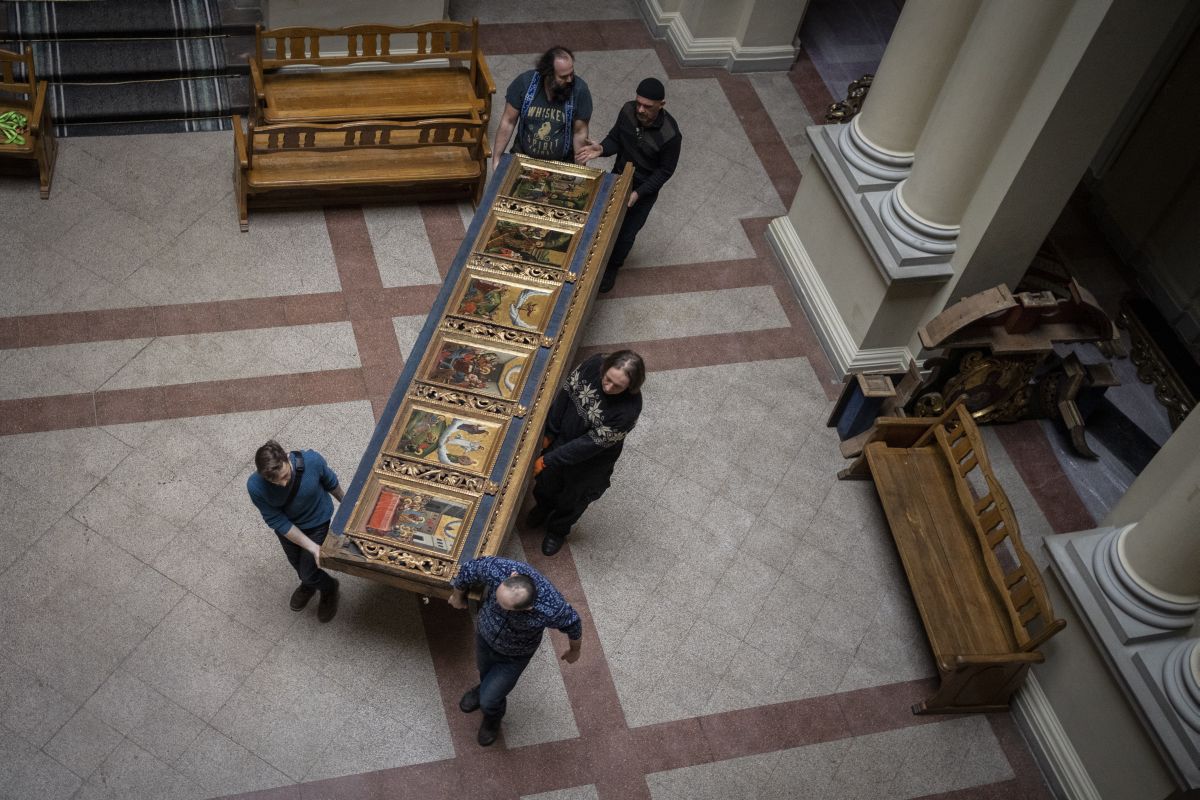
[
  {"xmin": 638, "ymin": 0, "xmax": 799, "ymax": 72},
  {"xmin": 766, "ymin": 215, "xmax": 914, "ymax": 377},
  {"xmin": 809, "ymin": 124, "xmax": 954, "ymax": 284},
  {"xmin": 1047, "ymin": 528, "xmax": 1200, "ymax": 789}
]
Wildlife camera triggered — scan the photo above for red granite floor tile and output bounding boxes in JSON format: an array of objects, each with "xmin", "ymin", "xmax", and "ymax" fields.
[
  {"xmin": 85, "ymin": 306, "xmax": 160, "ymax": 342},
  {"xmin": 627, "ymin": 717, "xmax": 714, "ymax": 773},
  {"xmin": 94, "ymin": 386, "xmax": 168, "ymax": 427},
  {"xmin": 290, "ymin": 368, "xmax": 370, "ymax": 407},
  {"xmin": 219, "ymin": 785, "xmax": 301, "ymax": 800},
  {"xmin": 836, "ymin": 678, "xmax": 943, "ymax": 736},
  {"xmin": 0, "ymin": 393, "xmax": 95, "ymax": 435},
  {"xmin": 379, "ymin": 285, "xmax": 442, "ymax": 317},
  {"xmin": 700, "ymin": 694, "xmax": 849, "ymax": 762},
  {"xmin": 0, "ymin": 315, "xmax": 18, "ymax": 349},
  {"xmin": 993, "ymin": 421, "xmax": 1095, "ymax": 534},
  {"xmin": 283, "ymin": 292, "xmax": 349, "ymax": 326},
  {"xmin": 790, "ymin": 49, "xmax": 836, "ymax": 121},
  {"xmin": 326, "ymin": 206, "xmax": 384, "ymax": 291},
  {"xmin": 17, "ymin": 311, "xmax": 80, "ymax": 347}
]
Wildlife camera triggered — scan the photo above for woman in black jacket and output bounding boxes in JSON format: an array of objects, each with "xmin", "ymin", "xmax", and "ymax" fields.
[{"xmin": 528, "ymin": 350, "xmax": 645, "ymax": 555}]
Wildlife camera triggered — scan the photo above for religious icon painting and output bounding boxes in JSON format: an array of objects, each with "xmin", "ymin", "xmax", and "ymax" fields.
[
  {"xmin": 477, "ymin": 212, "xmax": 579, "ymax": 269},
  {"xmin": 417, "ymin": 332, "xmax": 536, "ymax": 402},
  {"xmin": 351, "ymin": 479, "xmax": 478, "ymax": 558},
  {"xmin": 447, "ymin": 267, "xmax": 560, "ymax": 335},
  {"xmin": 503, "ymin": 161, "xmax": 599, "ymax": 212},
  {"xmin": 384, "ymin": 402, "xmax": 508, "ymax": 478}
]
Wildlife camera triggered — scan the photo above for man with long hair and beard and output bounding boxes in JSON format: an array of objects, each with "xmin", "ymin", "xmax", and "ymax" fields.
[{"xmin": 491, "ymin": 46, "xmax": 592, "ymax": 171}]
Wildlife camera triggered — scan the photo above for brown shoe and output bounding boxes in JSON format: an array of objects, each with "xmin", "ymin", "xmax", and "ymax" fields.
[
  {"xmin": 289, "ymin": 584, "xmax": 316, "ymax": 611},
  {"xmin": 317, "ymin": 578, "xmax": 339, "ymax": 623}
]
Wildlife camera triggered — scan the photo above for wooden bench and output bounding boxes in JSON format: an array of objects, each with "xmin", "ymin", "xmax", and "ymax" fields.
[
  {"xmin": 842, "ymin": 400, "xmax": 1066, "ymax": 714},
  {"xmin": 0, "ymin": 46, "xmax": 56, "ymax": 198},
  {"xmin": 249, "ymin": 20, "xmax": 495, "ymax": 126},
  {"xmin": 232, "ymin": 115, "xmax": 487, "ymax": 231}
]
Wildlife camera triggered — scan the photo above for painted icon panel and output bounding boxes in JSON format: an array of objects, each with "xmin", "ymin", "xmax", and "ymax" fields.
[
  {"xmin": 361, "ymin": 484, "xmax": 470, "ymax": 554},
  {"xmin": 419, "ymin": 333, "xmax": 535, "ymax": 401},
  {"xmin": 448, "ymin": 269, "xmax": 559, "ymax": 334},
  {"xmin": 385, "ymin": 402, "xmax": 507, "ymax": 478},
  {"xmin": 480, "ymin": 216, "xmax": 576, "ymax": 269},
  {"xmin": 508, "ymin": 166, "xmax": 596, "ymax": 211}
]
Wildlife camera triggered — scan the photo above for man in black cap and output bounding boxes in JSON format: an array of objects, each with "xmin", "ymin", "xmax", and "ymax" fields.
[{"xmin": 576, "ymin": 77, "xmax": 681, "ymax": 293}]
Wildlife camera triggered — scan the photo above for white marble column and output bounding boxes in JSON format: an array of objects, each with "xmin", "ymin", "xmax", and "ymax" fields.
[
  {"xmin": 1093, "ymin": 407, "xmax": 1200, "ymax": 633},
  {"xmin": 838, "ymin": 0, "xmax": 981, "ymax": 188},
  {"xmin": 882, "ymin": 0, "xmax": 1071, "ymax": 255}
]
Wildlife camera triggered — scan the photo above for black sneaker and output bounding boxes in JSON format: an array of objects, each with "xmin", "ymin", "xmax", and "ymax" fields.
[
  {"xmin": 317, "ymin": 578, "xmax": 339, "ymax": 623},
  {"xmin": 477, "ymin": 715, "xmax": 501, "ymax": 747},
  {"xmin": 459, "ymin": 686, "xmax": 480, "ymax": 713},
  {"xmin": 541, "ymin": 533, "xmax": 565, "ymax": 556},
  {"xmin": 289, "ymin": 584, "xmax": 316, "ymax": 611},
  {"xmin": 599, "ymin": 271, "xmax": 617, "ymax": 294},
  {"xmin": 525, "ymin": 504, "xmax": 550, "ymax": 529}
]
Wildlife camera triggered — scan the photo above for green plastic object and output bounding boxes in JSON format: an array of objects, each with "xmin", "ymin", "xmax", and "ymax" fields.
[{"xmin": 0, "ymin": 110, "xmax": 28, "ymax": 146}]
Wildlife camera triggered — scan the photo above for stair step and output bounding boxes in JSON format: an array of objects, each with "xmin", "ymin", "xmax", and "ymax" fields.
[
  {"xmin": 3, "ymin": 0, "xmax": 252, "ymax": 39},
  {"xmin": 0, "ymin": 36, "xmax": 252, "ymax": 81},
  {"xmin": 45, "ymin": 75, "xmax": 247, "ymax": 123}
]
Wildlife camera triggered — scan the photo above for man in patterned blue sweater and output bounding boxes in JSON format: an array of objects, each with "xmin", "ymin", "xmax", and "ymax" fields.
[
  {"xmin": 449, "ymin": 555, "xmax": 582, "ymax": 746},
  {"xmin": 247, "ymin": 440, "xmax": 343, "ymax": 622}
]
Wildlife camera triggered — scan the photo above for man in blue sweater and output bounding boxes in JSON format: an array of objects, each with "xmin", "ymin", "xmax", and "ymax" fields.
[{"xmin": 247, "ymin": 440, "xmax": 344, "ymax": 622}]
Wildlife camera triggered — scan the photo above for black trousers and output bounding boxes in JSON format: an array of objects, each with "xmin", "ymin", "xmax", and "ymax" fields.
[
  {"xmin": 605, "ymin": 192, "xmax": 658, "ymax": 277},
  {"xmin": 532, "ymin": 462, "xmax": 612, "ymax": 538},
  {"xmin": 277, "ymin": 522, "xmax": 337, "ymax": 593}
]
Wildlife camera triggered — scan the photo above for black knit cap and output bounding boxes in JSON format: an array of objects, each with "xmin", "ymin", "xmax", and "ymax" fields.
[{"xmin": 635, "ymin": 77, "xmax": 665, "ymax": 101}]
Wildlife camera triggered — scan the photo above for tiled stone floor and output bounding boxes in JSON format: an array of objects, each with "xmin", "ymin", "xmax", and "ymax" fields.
[{"xmin": 0, "ymin": 8, "xmax": 1124, "ymax": 800}]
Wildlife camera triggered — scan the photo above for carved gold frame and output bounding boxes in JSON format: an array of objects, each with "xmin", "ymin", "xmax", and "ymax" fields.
[
  {"xmin": 382, "ymin": 399, "xmax": 510, "ymax": 480},
  {"xmin": 345, "ymin": 477, "xmax": 479, "ymax": 564},
  {"xmin": 472, "ymin": 209, "xmax": 582, "ymax": 272},
  {"xmin": 444, "ymin": 265, "xmax": 563, "ymax": 338},
  {"xmin": 497, "ymin": 156, "xmax": 602, "ymax": 217},
  {"xmin": 414, "ymin": 330, "xmax": 538, "ymax": 410}
]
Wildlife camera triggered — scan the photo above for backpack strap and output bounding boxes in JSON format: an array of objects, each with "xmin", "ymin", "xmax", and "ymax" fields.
[{"xmin": 519, "ymin": 71, "xmax": 575, "ymax": 158}]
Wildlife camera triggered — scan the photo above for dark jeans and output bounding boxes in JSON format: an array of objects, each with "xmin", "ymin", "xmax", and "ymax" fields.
[
  {"xmin": 277, "ymin": 522, "xmax": 337, "ymax": 593},
  {"xmin": 475, "ymin": 631, "xmax": 534, "ymax": 721},
  {"xmin": 605, "ymin": 191, "xmax": 658, "ymax": 277}
]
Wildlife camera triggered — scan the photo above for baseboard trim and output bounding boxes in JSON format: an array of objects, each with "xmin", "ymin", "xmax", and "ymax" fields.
[
  {"xmin": 1013, "ymin": 673, "xmax": 1103, "ymax": 800},
  {"xmin": 766, "ymin": 215, "xmax": 913, "ymax": 376},
  {"xmin": 639, "ymin": 0, "xmax": 797, "ymax": 72}
]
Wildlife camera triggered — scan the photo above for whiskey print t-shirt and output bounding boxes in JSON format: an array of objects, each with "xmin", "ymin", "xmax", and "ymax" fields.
[{"xmin": 504, "ymin": 69, "xmax": 592, "ymax": 162}]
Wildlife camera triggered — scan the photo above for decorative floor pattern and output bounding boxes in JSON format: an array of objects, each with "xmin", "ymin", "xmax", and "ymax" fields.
[{"xmin": 0, "ymin": 10, "xmax": 1114, "ymax": 800}]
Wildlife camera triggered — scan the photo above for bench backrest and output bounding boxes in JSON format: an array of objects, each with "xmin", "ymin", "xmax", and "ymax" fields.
[
  {"xmin": 243, "ymin": 117, "xmax": 486, "ymax": 169},
  {"xmin": 0, "ymin": 46, "xmax": 36, "ymax": 105},
  {"xmin": 929, "ymin": 403, "xmax": 1066, "ymax": 652},
  {"xmin": 255, "ymin": 19, "xmax": 480, "ymax": 85}
]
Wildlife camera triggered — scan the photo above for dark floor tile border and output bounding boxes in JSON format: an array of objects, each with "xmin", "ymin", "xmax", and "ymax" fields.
[
  {"xmin": 992, "ymin": 421, "xmax": 1096, "ymax": 534},
  {"xmin": 717, "ymin": 72, "xmax": 803, "ymax": 208},
  {"xmin": 790, "ymin": 49, "xmax": 837, "ymax": 123}
]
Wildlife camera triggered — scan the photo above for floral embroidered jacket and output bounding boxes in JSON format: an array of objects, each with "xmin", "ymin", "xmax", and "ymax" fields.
[{"xmin": 542, "ymin": 354, "xmax": 642, "ymax": 470}]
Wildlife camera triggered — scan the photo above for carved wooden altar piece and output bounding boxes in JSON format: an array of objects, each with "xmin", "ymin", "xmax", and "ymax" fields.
[
  {"xmin": 831, "ymin": 280, "xmax": 1123, "ymax": 458},
  {"xmin": 321, "ymin": 155, "xmax": 632, "ymax": 596}
]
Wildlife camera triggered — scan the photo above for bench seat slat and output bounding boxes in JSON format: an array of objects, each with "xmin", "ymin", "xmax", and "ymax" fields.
[
  {"xmin": 246, "ymin": 149, "xmax": 479, "ymax": 189},
  {"xmin": 865, "ymin": 444, "xmax": 1019, "ymax": 658},
  {"xmin": 262, "ymin": 68, "xmax": 481, "ymax": 123}
]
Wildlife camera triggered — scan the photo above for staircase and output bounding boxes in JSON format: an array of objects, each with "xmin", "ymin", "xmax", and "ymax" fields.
[{"xmin": 0, "ymin": 0, "xmax": 260, "ymax": 136}]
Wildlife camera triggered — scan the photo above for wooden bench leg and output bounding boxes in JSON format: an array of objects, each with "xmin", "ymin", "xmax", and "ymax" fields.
[
  {"xmin": 234, "ymin": 164, "xmax": 249, "ymax": 232},
  {"xmin": 37, "ymin": 127, "xmax": 57, "ymax": 199}
]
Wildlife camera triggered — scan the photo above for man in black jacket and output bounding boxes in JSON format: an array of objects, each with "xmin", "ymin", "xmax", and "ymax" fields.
[{"xmin": 576, "ymin": 77, "xmax": 681, "ymax": 293}]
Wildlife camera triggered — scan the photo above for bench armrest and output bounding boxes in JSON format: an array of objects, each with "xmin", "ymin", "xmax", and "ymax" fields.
[
  {"xmin": 950, "ymin": 652, "xmax": 1044, "ymax": 670},
  {"xmin": 30, "ymin": 81, "xmax": 48, "ymax": 132},
  {"xmin": 232, "ymin": 115, "xmax": 249, "ymax": 169},
  {"xmin": 249, "ymin": 59, "xmax": 266, "ymax": 103},
  {"xmin": 475, "ymin": 51, "xmax": 496, "ymax": 97}
]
